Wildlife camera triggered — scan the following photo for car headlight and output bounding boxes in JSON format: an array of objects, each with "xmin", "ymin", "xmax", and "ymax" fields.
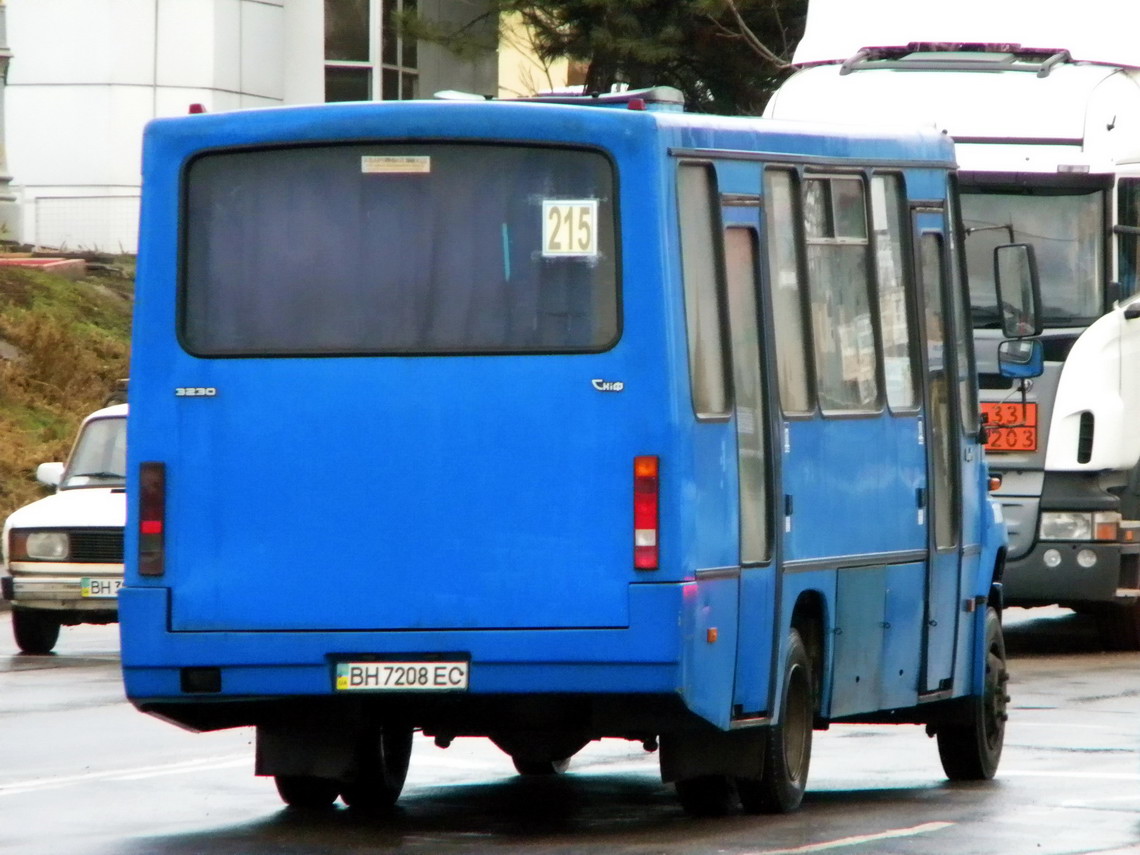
[
  {"xmin": 1038, "ymin": 511, "xmax": 1120, "ymax": 542},
  {"xmin": 9, "ymin": 530, "xmax": 70, "ymax": 561}
]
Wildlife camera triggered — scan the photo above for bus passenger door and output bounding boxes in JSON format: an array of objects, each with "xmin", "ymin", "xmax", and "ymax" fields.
[
  {"xmin": 914, "ymin": 211, "xmax": 962, "ymax": 695},
  {"xmin": 722, "ymin": 205, "xmax": 776, "ymax": 719}
]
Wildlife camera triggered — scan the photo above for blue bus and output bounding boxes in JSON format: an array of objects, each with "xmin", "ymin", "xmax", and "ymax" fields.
[{"xmin": 121, "ymin": 88, "xmax": 1037, "ymax": 816}]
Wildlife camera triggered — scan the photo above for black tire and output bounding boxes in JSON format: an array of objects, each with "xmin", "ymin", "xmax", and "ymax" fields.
[
  {"xmin": 675, "ymin": 774, "xmax": 735, "ymax": 817},
  {"xmin": 12, "ymin": 608, "xmax": 61, "ymax": 655},
  {"xmin": 937, "ymin": 607, "xmax": 1008, "ymax": 780},
  {"xmin": 739, "ymin": 628, "xmax": 813, "ymax": 814},
  {"xmin": 339, "ymin": 724, "xmax": 414, "ymax": 810},
  {"xmin": 1094, "ymin": 601, "xmax": 1140, "ymax": 651},
  {"xmin": 512, "ymin": 756, "xmax": 571, "ymax": 776},
  {"xmin": 274, "ymin": 774, "xmax": 340, "ymax": 809}
]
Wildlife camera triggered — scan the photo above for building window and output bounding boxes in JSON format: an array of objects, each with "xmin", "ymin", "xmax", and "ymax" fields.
[{"xmin": 325, "ymin": 0, "xmax": 418, "ymax": 102}]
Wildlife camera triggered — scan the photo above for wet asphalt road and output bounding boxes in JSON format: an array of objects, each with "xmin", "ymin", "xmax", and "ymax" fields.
[{"xmin": 1, "ymin": 606, "xmax": 1138, "ymax": 855}]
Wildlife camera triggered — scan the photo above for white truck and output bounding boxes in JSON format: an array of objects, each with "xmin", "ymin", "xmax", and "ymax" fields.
[
  {"xmin": 765, "ymin": 0, "xmax": 1140, "ymax": 646},
  {"xmin": 1, "ymin": 404, "xmax": 127, "ymax": 653}
]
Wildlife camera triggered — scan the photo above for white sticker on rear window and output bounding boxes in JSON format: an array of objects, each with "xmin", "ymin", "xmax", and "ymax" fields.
[
  {"xmin": 361, "ymin": 155, "xmax": 431, "ymax": 174},
  {"xmin": 542, "ymin": 199, "xmax": 598, "ymax": 258}
]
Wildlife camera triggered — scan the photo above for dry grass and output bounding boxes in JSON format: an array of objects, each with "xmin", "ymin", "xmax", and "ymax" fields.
[{"xmin": 0, "ymin": 265, "xmax": 132, "ymax": 517}]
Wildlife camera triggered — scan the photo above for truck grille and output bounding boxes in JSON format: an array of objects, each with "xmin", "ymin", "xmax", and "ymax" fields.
[{"xmin": 68, "ymin": 528, "xmax": 124, "ymax": 563}]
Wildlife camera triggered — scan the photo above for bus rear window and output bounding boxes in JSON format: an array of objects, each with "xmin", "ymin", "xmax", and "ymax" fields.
[{"xmin": 181, "ymin": 143, "xmax": 619, "ymax": 356}]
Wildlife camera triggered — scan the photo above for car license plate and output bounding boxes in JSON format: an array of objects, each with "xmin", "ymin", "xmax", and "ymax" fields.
[
  {"xmin": 335, "ymin": 661, "xmax": 469, "ymax": 692},
  {"xmin": 981, "ymin": 402, "xmax": 1037, "ymax": 452},
  {"xmin": 80, "ymin": 577, "xmax": 122, "ymax": 598}
]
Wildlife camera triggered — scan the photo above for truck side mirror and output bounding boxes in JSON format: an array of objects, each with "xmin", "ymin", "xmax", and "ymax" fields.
[
  {"xmin": 998, "ymin": 338, "xmax": 1044, "ymax": 379},
  {"xmin": 994, "ymin": 243, "xmax": 1043, "ymax": 338}
]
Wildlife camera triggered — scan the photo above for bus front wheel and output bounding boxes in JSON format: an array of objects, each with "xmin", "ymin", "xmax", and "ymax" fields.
[
  {"xmin": 936, "ymin": 607, "xmax": 1008, "ymax": 780},
  {"xmin": 738, "ymin": 628, "xmax": 814, "ymax": 814},
  {"xmin": 675, "ymin": 774, "xmax": 735, "ymax": 817}
]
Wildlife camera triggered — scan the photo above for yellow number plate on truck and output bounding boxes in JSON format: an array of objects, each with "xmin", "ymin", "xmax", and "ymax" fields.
[{"xmin": 335, "ymin": 661, "xmax": 469, "ymax": 691}]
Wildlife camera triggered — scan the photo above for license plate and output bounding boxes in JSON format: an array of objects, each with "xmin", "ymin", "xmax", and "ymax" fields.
[
  {"xmin": 335, "ymin": 661, "xmax": 469, "ymax": 692},
  {"xmin": 80, "ymin": 577, "xmax": 122, "ymax": 598},
  {"xmin": 981, "ymin": 402, "xmax": 1037, "ymax": 452}
]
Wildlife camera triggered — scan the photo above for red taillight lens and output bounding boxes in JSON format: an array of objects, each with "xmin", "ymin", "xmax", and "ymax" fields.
[
  {"xmin": 634, "ymin": 455, "xmax": 659, "ymax": 570},
  {"xmin": 138, "ymin": 461, "xmax": 166, "ymax": 577}
]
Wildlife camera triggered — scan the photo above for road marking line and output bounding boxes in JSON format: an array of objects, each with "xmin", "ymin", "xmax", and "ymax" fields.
[
  {"xmin": 1002, "ymin": 770, "xmax": 1140, "ymax": 781},
  {"xmin": 743, "ymin": 821, "xmax": 954, "ymax": 854},
  {"xmin": 0, "ymin": 753, "xmax": 250, "ymax": 796}
]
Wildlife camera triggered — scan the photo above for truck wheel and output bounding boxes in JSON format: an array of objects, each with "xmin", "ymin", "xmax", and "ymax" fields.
[
  {"xmin": 12, "ymin": 608, "xmax": 61, "ymax": 654},
  {"xmin": 739, "ymin": 628, "xmax": 814, "ymax": 813},
  {"xmin": 1094, "ymin": 601, "xmax": 1140, "ymax": 651},
  {"xmin": 339, "ymin": 724, "xmax": 414, "ymax": 810},
  {"xmin": 937, "ymin": 607, "xmax": 1008, "ymax": 780},
  {"xmin": 274, "ymin": 775, "xmax": 339, "ymax": 808}
]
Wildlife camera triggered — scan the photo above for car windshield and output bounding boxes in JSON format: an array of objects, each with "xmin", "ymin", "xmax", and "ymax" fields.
[
  {"xmin": 962, "ymin": 188, "xmax": 1105, "ymax": 328},
  {"xmin": 61, "ymin": 416, "xmax": 126, "ymax": 489}
]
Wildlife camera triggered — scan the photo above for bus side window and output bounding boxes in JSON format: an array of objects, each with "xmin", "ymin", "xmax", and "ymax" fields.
[
  {"xmin": 678, "ymin": 163, "xmax": 730, "ymax": 419},
  {"xmin": 724, "ymin": 227, "xmax": 771, "ymax": 564},
  {"xmin": 763, "ymin": 168, "xmax": 813, "ymax": 414},
  {"xmin": 870, "ymin": 174, "xmax": 917, "ymax": 411},
  {"xmin": 947, "ymin": 182, "xmax": 980, "ymax": 435},
  {"xmin": 804, "ymin": 176, "xmax": 880, "ymax": 413},
  {"xmin": 1118, "ymin": 178, "xmax": 1140, "ymax": 298},
  {"xmin": 920, "ymin": 232, "xmax": 958, "ymax": 549}
]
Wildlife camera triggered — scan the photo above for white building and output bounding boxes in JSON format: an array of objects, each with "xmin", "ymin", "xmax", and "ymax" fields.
[{"xmin": 5, "ymin": 0, "xmax": 499, "ymax": 253}]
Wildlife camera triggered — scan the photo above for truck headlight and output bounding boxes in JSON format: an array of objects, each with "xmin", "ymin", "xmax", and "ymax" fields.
[
  {"xmin": 1039, "ymin": 511, "xmax": 1120, "ymax": 542},
  {"xmin": 9, "ymin": 530, "xmax": 70, "ymax": 561}
]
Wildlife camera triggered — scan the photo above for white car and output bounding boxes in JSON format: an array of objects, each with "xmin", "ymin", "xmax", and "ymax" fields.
[{"xmin": 1, "ymin": 404, "xmax": 127, "ymax": 653}]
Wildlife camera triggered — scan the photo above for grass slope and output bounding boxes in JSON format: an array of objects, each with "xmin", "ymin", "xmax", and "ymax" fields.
[{"xmin": 0, "ymin": 264, "xmax": 132, "ymax": 519}]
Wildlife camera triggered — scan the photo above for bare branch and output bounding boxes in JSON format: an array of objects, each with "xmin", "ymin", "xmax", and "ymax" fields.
[{"xmin": 714, "ymin": 0, "xmax": 794, "ymax": 70}]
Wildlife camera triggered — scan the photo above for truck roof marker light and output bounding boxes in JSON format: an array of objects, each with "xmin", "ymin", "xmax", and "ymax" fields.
[
  {"xmin": 634, "ymin": 455, "xmax": 659, "ymax": 570},
  {"xmin": 627, "ymin": 98, "xmax": 647, "ymax": 111},
  {"xmin": 139, "ymin": 461, "xmax": 166, "ymax": 577}
]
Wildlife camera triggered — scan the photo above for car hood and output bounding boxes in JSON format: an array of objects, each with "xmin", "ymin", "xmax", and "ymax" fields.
[{"xmin": 4, "ymin": 487, "xmax": 126, "ymax": 530}]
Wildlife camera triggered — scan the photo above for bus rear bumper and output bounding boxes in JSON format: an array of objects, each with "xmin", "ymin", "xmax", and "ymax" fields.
[{"xmin": 119, "ymin": 584, "xmax": 695, "ymax": 730}]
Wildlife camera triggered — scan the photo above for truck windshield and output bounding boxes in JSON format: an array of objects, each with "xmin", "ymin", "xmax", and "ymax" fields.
[
  {"xmin": 962, "ymin": 188, "xmax": 1104, "ymax": 328},
  {"xmin": 182, "ymin": 142, "xmax": 619, "ymax": 356},
  {"xmin": 62, "ymin": 416, "xmax": 126, "ymax": 489}
]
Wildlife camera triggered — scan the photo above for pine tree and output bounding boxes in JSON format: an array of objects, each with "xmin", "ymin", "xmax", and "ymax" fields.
[{"xmin": 402, "ymin": 0, "xmax": 807, "ymax": 114}]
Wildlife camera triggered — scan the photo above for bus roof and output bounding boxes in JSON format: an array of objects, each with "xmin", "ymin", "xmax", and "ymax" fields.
[
  {"xmin": 793, "ymin": 0, "xmax": 1140, "ymax": 70},
  {"xmin": 143, "ymin": 100, "xmax": 955, "ymax": 170}
]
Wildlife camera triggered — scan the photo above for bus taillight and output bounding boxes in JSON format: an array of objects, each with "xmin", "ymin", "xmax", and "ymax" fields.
[
  {"xmin": 139, "ymin": 461, "xmax": 166, "ymax": 577},
  {"xmin": 634, "ymin": 456, "xmax": 659, "ymax": 570}
]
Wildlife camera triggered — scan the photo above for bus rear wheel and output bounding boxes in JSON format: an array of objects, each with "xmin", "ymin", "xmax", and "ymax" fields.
[
  {"xmin": 12, "ymin": 608, "xmax": 61, "ymax": 655},
  {"xmin": 738, "ymin": 628, "xmax": 813, "ymax": 814},
  {"xmin": 936, "ymin": 607, "xmax": 1008, "ymax": 780},
  {"xmin": 274, "ymin": 774, "xmax": 339, "ymax": 809},
  {"xmin": 339, "ymin": 724, "xmax": 414, "ymax": 810}
]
